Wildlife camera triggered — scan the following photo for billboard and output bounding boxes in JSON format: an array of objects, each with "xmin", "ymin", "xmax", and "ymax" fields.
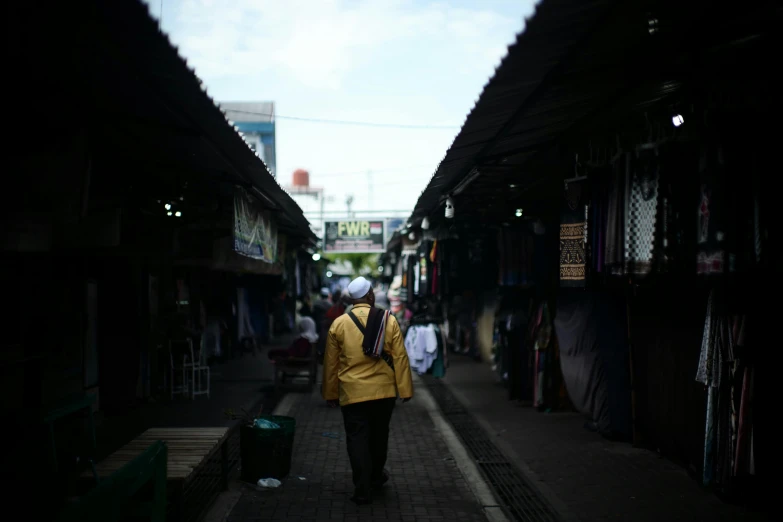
[
  {"xmin": 233, "ymin": 187, "xmax": 278, "ymax": 263},
  {"xmin": 324, "ymin": 220, "xmax": 385, "ymax": 253}
]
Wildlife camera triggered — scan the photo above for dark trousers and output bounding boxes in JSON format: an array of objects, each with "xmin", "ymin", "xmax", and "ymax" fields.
[{"xmin": 341, "ymin": 398, "xmax": 396, "ymax": 493}]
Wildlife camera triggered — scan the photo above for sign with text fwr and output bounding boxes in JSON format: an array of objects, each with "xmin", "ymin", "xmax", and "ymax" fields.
[{"xmin": 324, "ymin": 220, "xmax": 385, "ymax": 253}]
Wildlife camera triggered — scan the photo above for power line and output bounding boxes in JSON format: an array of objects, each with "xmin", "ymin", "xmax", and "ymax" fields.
[
  {"xmin": 223, "ymin": 108, "xmax": 460, "ymax": 130},
  {"xmin": 300, "ymin": 163, "xmax": 436, "ymax": 178},
  {"xmin": 303, "ymin": 210, "xmax": 411, "ymax": 214}
]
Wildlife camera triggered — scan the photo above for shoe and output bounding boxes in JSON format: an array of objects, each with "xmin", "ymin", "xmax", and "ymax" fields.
[
  {"xmin": 350, "ymin": 489, "xmax": 372, "ymax": 505},
  {"xmin": 371, "ymin": 471, "xmax": 389, "ymax": 489}
]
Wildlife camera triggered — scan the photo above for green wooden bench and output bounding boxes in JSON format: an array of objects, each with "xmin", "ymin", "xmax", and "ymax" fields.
[
  {"xmin": 83, "ymin": 427, "xmax": 232, "ymax": 521},
  {"xmin": 38, "ymin": 393, "xmax": 98, "ymax": 475},
  {"xmin": 57, "ymin": 440, "xmax": 168, "ymax": 522}
]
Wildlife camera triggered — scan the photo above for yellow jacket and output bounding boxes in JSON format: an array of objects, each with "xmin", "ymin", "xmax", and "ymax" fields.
[{"xmin": 322, "ymin": 304, "xmax": 414, "ymax": 406}]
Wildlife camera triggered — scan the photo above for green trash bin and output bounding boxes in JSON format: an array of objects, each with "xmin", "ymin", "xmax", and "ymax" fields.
[
  {"xmin": 258, "ymin": 415, "xmax": 295, "ymax": 478},
  {"xmin": 239, "ymin": 416, "xmax": 296, "ymax": 482}
]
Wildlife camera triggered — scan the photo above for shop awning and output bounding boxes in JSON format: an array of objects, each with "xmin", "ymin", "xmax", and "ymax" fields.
[
  {"xmin": 408, "ymin": 0, "xmax": 780, "ymax": 225},
  {"xmin": 7, "ymin": 0, "xmax": 315, "ymax": 247}
]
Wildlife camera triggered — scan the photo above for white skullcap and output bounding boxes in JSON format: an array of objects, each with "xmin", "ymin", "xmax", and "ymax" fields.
[{"xmin": 347, "ymin": 276, "xmax": 372, "ymax": 300}]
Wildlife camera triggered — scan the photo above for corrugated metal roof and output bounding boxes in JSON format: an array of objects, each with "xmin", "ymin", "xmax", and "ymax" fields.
[
  {"xmin": 412, "ymin": 0, "xmax": 611, "ymax": 220},
  {"xmin": 220, "ymin": 102, "xmax": 275, "ymax": 123},
  {"xmin": 408, "ymin": 0, "xmax": 779, "ymax": 226},
  {"xmin": 409, "ymin": 0, "xmax": 614, "ymax": 223},
  {"xmin": 93, "ymin": 0, "xmax": 314, "ymax": 242}
]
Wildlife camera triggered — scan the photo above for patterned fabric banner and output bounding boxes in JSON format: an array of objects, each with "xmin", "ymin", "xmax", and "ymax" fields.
[
  {"xmin": 233, "ymin": 186, "xmax": 278, "ymax": 263},
  {"xmin": 560, "ymin": 179, "xmax": 588, "ymax": 287}
]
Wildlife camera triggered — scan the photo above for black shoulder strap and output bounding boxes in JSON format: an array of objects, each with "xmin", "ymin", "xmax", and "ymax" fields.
[
  {"xmin": 347, "ymin": 311, "xmax": 366, "ymax": 335},
  {"xmin": 346, "ymin": 310, "xmax": 394, "ymax": 372}
]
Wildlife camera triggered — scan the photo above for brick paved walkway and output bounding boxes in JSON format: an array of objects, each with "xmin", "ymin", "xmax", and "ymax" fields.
[
  {"xmin": 443, "ymin": 357, "xmax": 770, "ymax": 522},
  {"xmin": 226, "ymin": 387, "xmax": 487, "ymax": 522}
]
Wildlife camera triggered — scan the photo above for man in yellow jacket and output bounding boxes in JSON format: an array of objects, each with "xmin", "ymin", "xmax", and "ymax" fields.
[{"xmin": 322, "ymin": 276, "xmax": 414, "ymax": 505}]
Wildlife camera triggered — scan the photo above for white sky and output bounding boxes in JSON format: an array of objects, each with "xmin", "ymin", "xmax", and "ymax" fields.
[{"xmin": 145, "ymin": 0, "xmax": 538, "ymax": 221}]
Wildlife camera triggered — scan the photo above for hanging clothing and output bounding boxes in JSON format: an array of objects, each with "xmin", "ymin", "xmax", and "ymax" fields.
[
  {"xmin": 498, "ymin": 301, "xmax": 533, "ymax": 402},
  {"xmin": 695, "ymin": 289, "xmax": 755, "ymax": 492},
  {"xmin": 236, "ymin": 288, "xmax": 255, "ymax": 340},
  {"xmin": 560, "ymin": 179, "xmax": 588, "ymax": 287},
  {"xmin": 404, "ymin": 324, "xmax": 438, "ymax": 375},
  {"xmin": 625, "ymin": 149, "xmax": 660, "ymax": 275},
  {"xmin": 696, "ymin": 291, "xmax": 723, "ymax": 389},
  {"xmin": 202, "ymin": 318, "xmax": 222, "ymax": 358},
  {"xmin": 429, "ymin": 326, "xmax": 447, "ymax": 378},
  {"xmin": 696, "ymin": 144, "xmax": 727, "ymax": 274},
  {"xmin": 605, "ymin": 154, "xmax": 628, "ymax": 275},
  {"xmin": 532, "ymin": 302, "xmax": 553, "ymax": 409},
  {"xmin": 498, "ymin": 228, "xmax": 535, "ymax": 287}
]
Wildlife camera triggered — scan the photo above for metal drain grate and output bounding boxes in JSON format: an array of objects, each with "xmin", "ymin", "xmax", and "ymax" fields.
[{"xmin": 423, "ymin": 376, "xmax": 561, "ymax": 522}]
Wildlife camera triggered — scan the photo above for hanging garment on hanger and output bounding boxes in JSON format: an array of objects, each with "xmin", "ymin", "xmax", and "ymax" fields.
[
  {"xmin": 404, "ymin": 324, "xmax": 439, "ymax": 375},
  {"xmin": 625, "ymin": 149, "xmax": 660, "ymax": 275},
  {"xmin": 428, "ymin": 325, "xmax": 447, "ymax": 378},
  {"xmin": 695, "ymin": 289, "xmax": 735, "ymax": 487},
  {"xmin": 560, "ymin": 179, "xmax": 588, "ymax": 287}
]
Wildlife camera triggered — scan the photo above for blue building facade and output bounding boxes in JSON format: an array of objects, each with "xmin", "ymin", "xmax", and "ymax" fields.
[{"xmin": 220, "ymin": 102, "xmax": 277, "ymax": 177}]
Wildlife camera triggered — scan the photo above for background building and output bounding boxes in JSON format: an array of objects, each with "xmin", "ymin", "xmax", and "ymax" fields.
[
  {"xmin": 220, "ymin": 102, "xmax": 277, "ymax": 177},
  {"xmin": 285, "ymin": 168, "xmax": 326, "ymax": 238}
]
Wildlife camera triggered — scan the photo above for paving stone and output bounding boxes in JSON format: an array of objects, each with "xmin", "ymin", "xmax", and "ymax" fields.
[
  {"xmin": 226, "ymin": 387, "xmax": 487, "ymax": 522},
  {"xmin": 441, "ymin": 357, "xmax": 771, "ymax": 522}
]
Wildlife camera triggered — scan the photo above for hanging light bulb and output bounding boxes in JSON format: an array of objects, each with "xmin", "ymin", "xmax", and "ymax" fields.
[
  {"xmin": 167, "ymin": 211, "xmax": 173, "ymax": 217},
  {"xmin": 164, "ymin": 203, "xmax": 172, "ymax": 210},
  {"xmin": 421, "ymin": 217, "xmax": 430, "ymax": 230},
  {"xmin": 175, "ymin": 211, "xmax": 182, "ymax": 217},
  {"xmin": 672, "ymin": 114, "xmax": 684, "ymax": 127},
  {"xmin": 312, "ymin": 253, "xmax": 321, "ymax": 261},
  {"xmin": 515, "ymin": 208, "xmax": 523, "ymax": 218}
]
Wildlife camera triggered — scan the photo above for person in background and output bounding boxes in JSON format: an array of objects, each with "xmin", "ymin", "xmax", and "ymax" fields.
[
  {"xmin": 373, "ymin": 284, "xmax": 390, "ymax": 309},
  {"xmin": 268, "ymin": 316, "xmax": 318, "ymax": 361},
  {"xmin": 299, "ymin": 294, "xmax": 313, "ymax": 318},
  {"xmin": 457, "ymin": 290, "xmax": 479, "ymax": 359},
  {"xmin": 317, "ymin": 289, "xmax": 345, "ymax": 362},
  {"xmin": 312, "ymin": 287, "xmax": 332, "ymax": 336},
  {"xmin": 391, "ymin": 297, "xmax": 413, "ymax": 338},
  {"xmin": 322, "ymin": 277, "xmax": 413, "ymax": 505}
]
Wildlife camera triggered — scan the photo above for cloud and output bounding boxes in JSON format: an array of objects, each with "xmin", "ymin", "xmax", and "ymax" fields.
[{"xmin": 163, "ymin": 0, "xmax": 522, "ymax": 90}]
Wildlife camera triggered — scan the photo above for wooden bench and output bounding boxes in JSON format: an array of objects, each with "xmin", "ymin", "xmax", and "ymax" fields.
[
  {"xmin": 272, "ymin": 342, "xmax": 317, "ymax": 392},
  {"xmin": 59, "ymin": 440, "xmax": 167, "ymax": 522},
  {"xmin": 83, "ymin": 427, "xmax": 232, "ymax": 521},
  {"xmin": 39, "ymin": 393, "xmax": 98, "ymax": 474}
]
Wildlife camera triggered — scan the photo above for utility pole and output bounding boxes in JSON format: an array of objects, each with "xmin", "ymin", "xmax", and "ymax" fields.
[
  {"xmin": 346, "ymin": 195, "xmax": 354, "ymax": 218},
  {"xmin": 319, "ymin": 189, "xmax": 325, "ymax": 236}
]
